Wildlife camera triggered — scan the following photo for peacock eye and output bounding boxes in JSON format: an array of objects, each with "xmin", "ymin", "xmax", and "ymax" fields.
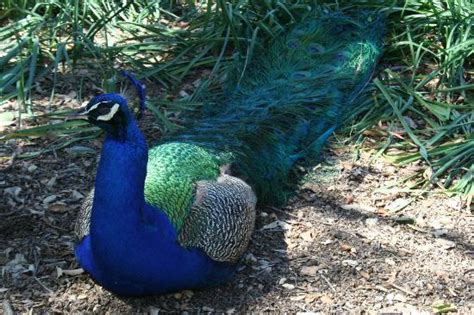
[
  {"xmin": 287, "ymin": 40, "xmax": 299, "ymax": 49},
  {"xmin": 96, "ymin": 106, "xmax": 111, "ymax": 115}
]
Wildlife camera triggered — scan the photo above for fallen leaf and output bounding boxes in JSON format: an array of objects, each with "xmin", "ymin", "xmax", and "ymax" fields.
[
  {"xmin": 365, "ymin": 218, "xmax": 379, "ymax": 226},
  {"xmin": 260, "ymin": 220, "xmax": 290, "ymax": 231},
  {"xmin": 321, "ymin": 239, "xmax": 334, "ymax": 245},
  {"xmin": 46, "ymin": 177, "xmax": 57, "ymax": 188},
  {"xmin": 305, "ymin": 293, "xmax": 320, "ymax": 303},
  {"xmin": 432, "ymin": 301, "xmax": 457, "ymax": 314},
  {"xmin": 386, "ymin": 198, "xmax": 412, "ymax": 212},
  {"xmin": 362, "ymin": 128, "xmax": 387, "ymax": 137},
  {"xmin": 360, "ymin": 271, "xmax": 370, "ymax": 280},
  {"xmin": 320, "ymin": 295, "xmax": 333, "ymax": 304},
  {"xmin": 71, "ymin": 190, "xmax": 85, "ymax": 200},
  {"xmin": 340, "ymin": 243, "xmax": 353, "ymax": 252},
  {"xmin": 43, "ymin": 195, "xmax": 57, "ymax": 206},
  {"xmin": 386, "ymin": 293, "xmax": 394, "ymax": 303},
  {"xmin": 394, "ymin": 293, "xmax": 407, "ymax": 302},
  {"xmin": 341, "ymin": 161, "xmax": 354, "ymax": 170},
  {"xmin": 345, "ymin": 194, "xmax": 354, "ymax": 204},
  {"xmin": 447, "ymin": 288, "xmax": 458, "ymax": 297},
  {"xmin": 342, "ymin": 259, "xmax": 359, "ymax": 267},
  {"xmin": 4, "ymin": 186, "xmax": 23, "ymax": 202},
  {"xmin": 433, "ymin": 228, "xmax": 448, "ymax": 237},
  {"xmin": 67, "ymin": 145, "xmax": 96, "ymax": 156},
  {"xmin": 375, "ymin": 208, "xmax": 390, "ymax": 217},
  {"xmin": 179, "ymin": 90, "xmax": 190, "ymax": 98},
  {"xmin": 300, "ymin": 266, "xmax": 318, "ymax": 276},
  {"xmin": 282, "ymin": 283, "xmax": 295, "ymax": 290},
  {"xmin": 245, "ymin": 253, "xmax": 258, "ymax": 264},
  {"xmin": 27, "ymin": 164, "xmax": 38, "ymax": 172},
  {"xmin": 48, "ymin": 203, "xmax": 67, "ymax": 213},
  {"xmin": 300, "ymin": 230, "xmax": 314, "ymax": 242},
  {"xmin": 435, "ymin": 239, "xmax": 455, "ymax": 249},
  {"xmin": 340, "ymin": 204, "xmax": 376, "ymax": 213},
  {"xmin": 77, "ymin": 294, "xmax": 88, "ymax": 300},
  {"xmin": 423, "ymin": 167, "xmax": 434, "ymax": 180},
  {"xmin": 290, "ymin": 295, "xmax": 306, "ymax": 301},
  {"xmin": 182, "ymin": 290, "xmax": 194, "ymax": 298}
]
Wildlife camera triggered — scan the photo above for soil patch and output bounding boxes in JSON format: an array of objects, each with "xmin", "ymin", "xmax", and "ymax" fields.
[{"xmin": 1, "ymin": 121, "xmax": 473, "ymax": 313}]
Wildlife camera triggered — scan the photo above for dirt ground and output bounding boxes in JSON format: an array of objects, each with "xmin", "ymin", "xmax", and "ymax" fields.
[{"xmin": 1, "ymin": 109, "xmax": 473, "ymax": 313}]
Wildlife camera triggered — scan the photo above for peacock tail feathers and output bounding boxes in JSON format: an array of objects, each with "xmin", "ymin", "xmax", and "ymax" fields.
[{"xmin": 148, "ymin": 10, "xmax": 384, "ymax": 208}]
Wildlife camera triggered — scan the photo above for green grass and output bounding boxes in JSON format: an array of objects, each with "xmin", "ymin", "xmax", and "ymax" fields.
[
  {"xmin": 0, "ymin": 0, "xmax": 472, "ymax": 198},
  {"xmin": 342, "ymin": 0, "xmax": 473, "ymax": 199}
]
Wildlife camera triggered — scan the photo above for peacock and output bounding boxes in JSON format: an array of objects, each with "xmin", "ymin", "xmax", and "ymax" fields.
[{"xmin": 71, "ymin": 9, "xmax": 383, "ymax": 296}]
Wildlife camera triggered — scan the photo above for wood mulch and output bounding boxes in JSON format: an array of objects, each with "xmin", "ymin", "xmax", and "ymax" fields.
[{"xmin": 1, "ymin": 96, "xmax": 473, "ymax": 313}]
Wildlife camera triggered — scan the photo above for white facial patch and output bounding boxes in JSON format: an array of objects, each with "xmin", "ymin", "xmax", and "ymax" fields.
[
  {"xmin": 96, "ymin": 103, "xmax": 120, "ymax": 121},
  {"xmin": 84, "ymin": 101, "xmax": 110, "ymax": 113}
]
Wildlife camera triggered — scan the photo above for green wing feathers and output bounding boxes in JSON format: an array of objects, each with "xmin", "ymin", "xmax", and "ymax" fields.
[{"xmin": 144, "ymin": 142, "xmax": 227, "ymax": 230}]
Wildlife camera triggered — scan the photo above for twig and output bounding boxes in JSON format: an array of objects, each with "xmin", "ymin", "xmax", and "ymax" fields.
[
  {"xmin": 388, "ymin": 282, "xmax": 416, "ymax": 297},
  {"xmin": 34, "ymin": 277, "xmax": 53, "ymax": 294},
  {"xmin": 41, "ymin": 217, "xmax": 67, "ymax": 232},
  {"xmin": 356, "ymin": 285, "xmax": 388, "ymax": 292},
  {"xmin": 406, "ymin": 224, "xmax": 428, "ymax": 233},
  {"xmin": 268, "ymin": 206, "xmax": 299, "ymax": 219},
  {"xmin": 319, "ymin": 274, "xmax": 336, "ymax": 292},
  {"xmin": 374, "ymin": 285, "xmax": 389, "ymax": 292}
]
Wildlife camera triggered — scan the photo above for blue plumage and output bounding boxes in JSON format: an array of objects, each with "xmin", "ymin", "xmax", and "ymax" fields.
[{"xmin": 74, "ymin": 95, "xmax": 235, "ymax": 295}]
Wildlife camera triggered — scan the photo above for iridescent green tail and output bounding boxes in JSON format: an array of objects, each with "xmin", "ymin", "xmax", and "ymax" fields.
[{"xmin": 149, "ymin": 9, "xmax": 384, "ymax": 219}]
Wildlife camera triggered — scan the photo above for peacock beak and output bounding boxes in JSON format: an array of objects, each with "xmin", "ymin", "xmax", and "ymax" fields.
[{"xmin": 66, "ymin": 108, "xmax": 89, "ymax": 121}]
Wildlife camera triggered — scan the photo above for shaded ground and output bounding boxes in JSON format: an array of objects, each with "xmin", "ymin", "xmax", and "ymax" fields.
[{"xmin": 1, "ymin": 113, "xmax": 473, "ymax": 313}]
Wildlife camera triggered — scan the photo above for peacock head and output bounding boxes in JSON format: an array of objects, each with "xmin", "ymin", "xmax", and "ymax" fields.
[{"xmin": 74, "ymin": 93, "xmax": 133, "ymax": 138}]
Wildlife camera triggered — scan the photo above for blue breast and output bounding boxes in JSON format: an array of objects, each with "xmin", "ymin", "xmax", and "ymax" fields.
[{"xmin": 75, "ymin": 202, "xmax": 236, "ymax": 296}]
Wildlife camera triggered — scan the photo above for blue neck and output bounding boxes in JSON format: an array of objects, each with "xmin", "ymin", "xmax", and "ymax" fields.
[{"xmin": 91, "ymin": 119, "xmax": 148, "ymax": 246}]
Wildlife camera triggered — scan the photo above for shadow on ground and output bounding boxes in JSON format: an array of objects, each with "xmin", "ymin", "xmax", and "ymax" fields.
[{"xmin": 1, "ymin": 139, "xmax": 473, "ymax": 313}]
